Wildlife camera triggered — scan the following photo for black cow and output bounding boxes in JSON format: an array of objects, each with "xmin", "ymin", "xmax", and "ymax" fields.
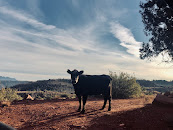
[{"xmin": 67, "ymin": 69, "xmax": 112, "ymax": 113}]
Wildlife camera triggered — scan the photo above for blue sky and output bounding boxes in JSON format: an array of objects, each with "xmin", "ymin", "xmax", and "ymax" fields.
[{"xmin": 0, "ymin": 0, "xmax": 172, "ymax": 81}]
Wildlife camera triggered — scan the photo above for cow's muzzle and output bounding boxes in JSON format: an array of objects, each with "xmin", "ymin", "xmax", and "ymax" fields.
[{"xmin": 72, "ymin": 80, "xmax": 77, "ymax": 84}]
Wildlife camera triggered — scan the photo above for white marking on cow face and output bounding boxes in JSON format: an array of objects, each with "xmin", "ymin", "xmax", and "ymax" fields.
[
  {"xmin": 67, "ymin": 69, "xmax": 84, "ymax": 85},
  {"xmin": 72, "ymin": 75, "xmax": 79, "ymax": 84}
]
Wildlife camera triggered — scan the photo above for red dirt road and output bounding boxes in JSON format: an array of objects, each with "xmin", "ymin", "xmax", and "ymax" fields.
[{"xmin": 0, "ymin": 97, "xmax": 173, "ymax": 130}]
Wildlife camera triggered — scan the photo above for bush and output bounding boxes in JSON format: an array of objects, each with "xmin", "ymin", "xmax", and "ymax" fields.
[
  {"xmin": 0, "ymin": 88, "xmax": 22, "ymax": 102},
  {"xmin": 31, "ymin": 91, "xmax": 55, "ymax": 100},
  {"xmin": 110, "ymin": 72, "xmax": 142, "ymax": 99}
]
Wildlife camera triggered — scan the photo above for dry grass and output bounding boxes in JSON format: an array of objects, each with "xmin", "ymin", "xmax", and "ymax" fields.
[
  {"xmin": 0, "ymin": 101, "xmax": 11, "ymax": 107},
  {"xmin": 17, "ymin": 90, "xmax": 76, "ymax": 100},
  {"xmin": 141, "ymin": 94, "xmax": 156, "ymax": 104}
]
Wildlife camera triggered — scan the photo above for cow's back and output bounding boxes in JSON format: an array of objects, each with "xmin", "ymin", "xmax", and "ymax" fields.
[{"xmin": 74, "ymin": 75, "xmax": 111, "ymax": 95}]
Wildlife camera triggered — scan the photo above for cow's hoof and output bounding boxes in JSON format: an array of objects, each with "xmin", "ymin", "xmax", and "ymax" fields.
[
  {"xmin": 77, "ymin": 109, "xmax": 81, "ymax": 112},
  {"xmin": 81, "ymin": 110, "xmax": 85, "ymax": 114},
  {"xmin": 108, "ymin": 108, "xmax": 111, "ymax": 111},
  {"xmin": 100, "ymin": 107, "xmax": 104, "ymax": 110}
]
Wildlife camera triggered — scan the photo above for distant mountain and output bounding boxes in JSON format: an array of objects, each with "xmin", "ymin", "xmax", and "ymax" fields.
[
  {"xmin": 0, "ymin": 76, "xmax": 17, "ymax": 81},
  {"xmin": 0, "ymin": 81, "xmax": 28, "ymax": 88},
  {"xmin": 137, "ymin": 79, "xmax": 173, "ymax": 93},
  {"xmin": 0, "ymin": 76, "xmax": 28, "ymax": 89}
]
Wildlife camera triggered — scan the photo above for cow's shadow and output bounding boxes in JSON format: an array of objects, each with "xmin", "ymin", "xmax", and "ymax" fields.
[
  {"xmin": 18, "ymin": 109, "xmax": 102, "ymax": 130},
  {"xmin": 12, "ymin": 97, "xmax": 103, "ymax": 106},
  {"xmin": 86, "ymin": 104, "xmax": 173, "ymax": 130},
  {"xmin": 11, "ymin": 98, "xmax": 79, "ymax": 106}
]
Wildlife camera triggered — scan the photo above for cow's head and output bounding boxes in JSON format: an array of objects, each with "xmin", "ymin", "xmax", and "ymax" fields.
[{"xmin": 67, "ymin": 69, "xmax": 84, "ymax": 84}]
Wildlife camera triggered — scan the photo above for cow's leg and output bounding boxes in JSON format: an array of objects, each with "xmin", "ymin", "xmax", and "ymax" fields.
[
  {"xmin": 77, "ymin": 95, "xmax": 81, "ymax": 112},
  {"xmin": 108, "ymin": 86, "xmax": 112, "ymax": 111},
  {"xmin": 108, "ymin": 95, "xmax": 112, "ymax": 111},
  {"xmin": 81, "ymin": 95, "xmax": 88, "ymax": 114},
  {"xmin": 101, "ymin": 95, "xmax": 107, "ymax": 110}
]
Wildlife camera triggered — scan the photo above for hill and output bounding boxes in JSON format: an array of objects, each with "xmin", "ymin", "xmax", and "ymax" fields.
[
  {"xmin": 137, "ymin": 80, "xmax": 173, "ymax": 87},
  {"xmin": 137, "ymin": 80, "xmax": 173, "ymax": 93},
  {"xmin": 153, "ymin": 80, "xmax": 173, "ymax": 87},
  {"xmin": 137, "ymin": 80, "xmax": 158, "ymax": 87},
  {"xmin": 11, "ymin": 79, "xmax": 74, "ymax": 94}
]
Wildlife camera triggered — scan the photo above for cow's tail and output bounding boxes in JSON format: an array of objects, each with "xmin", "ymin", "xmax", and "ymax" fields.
[{"xmin": 109, "ymin": 77, "xmax": 112, "ymax": 97}]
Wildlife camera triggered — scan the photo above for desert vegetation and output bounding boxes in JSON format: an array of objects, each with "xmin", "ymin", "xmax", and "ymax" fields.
[
  {"xmin": 0, "ymin": 88, "xmax": 22, "ymax": 102},
  {"xmin": 110, "ymin": 72, "xmax": 142, "ymax": 99},
  {"xmin": 0, "ymin": 88, "xmax": 22, "ymax": 107},
  {"xmin": 17, "ymin": 90, "xmax": 75, "ymax": 100}
]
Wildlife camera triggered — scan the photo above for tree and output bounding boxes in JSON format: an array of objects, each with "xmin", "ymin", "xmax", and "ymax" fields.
[{"xmin": 139, "ymin": 0, "xmax": 173, "ymax": 61}]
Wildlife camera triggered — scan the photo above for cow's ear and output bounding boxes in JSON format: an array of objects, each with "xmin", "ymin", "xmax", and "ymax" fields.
[
  {"xmin": 79, "ymin": 70, "xmax": 84, "ymax": 75},
  {"xmin": 67, "ymin": 69, "xmax": 71, "ymax": 74}
]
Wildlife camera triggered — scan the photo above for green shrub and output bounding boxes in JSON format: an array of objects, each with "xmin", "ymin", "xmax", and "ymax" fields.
[
  {"xmin": 0, "ymin": 88, "xmax": 22, "ymax": 102},
  {"xmin": 110, "ymin": 72, "xmax": 142, "ymax": 99}
]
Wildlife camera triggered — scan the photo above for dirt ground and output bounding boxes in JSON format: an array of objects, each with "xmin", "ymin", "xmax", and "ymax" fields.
[{"xmin": 0, "ymin": 96, "xmax": 173, "ymax": 130}]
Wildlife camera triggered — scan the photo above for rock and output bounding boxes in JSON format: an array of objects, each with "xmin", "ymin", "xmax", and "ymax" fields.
[
  {"xmin": 164, "ymin": 91, "xmax": 171, "ymax": 96},
  {"xmin": 119, "ymin": 123, "xmax": 125, "ymax": 127},
  {"xmin": 24, "ymin": 94, "xmax": 34, "ymax": 100},
  {"xmin": 152, "ymin": 94, "xmax": 173, "ymax": 106},
  {"xmin": 168, "ymin": 93, "xmax": 173, "ymax": 98}
]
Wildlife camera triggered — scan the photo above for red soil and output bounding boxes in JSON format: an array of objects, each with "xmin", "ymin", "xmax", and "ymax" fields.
[{"xmin": 0, "ymin": 97, "xmax": 173, "ymax": 130}]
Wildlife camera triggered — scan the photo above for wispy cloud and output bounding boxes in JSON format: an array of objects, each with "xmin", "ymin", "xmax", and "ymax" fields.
[
  {"xmin": 0, "ymin": 4, "xmax": 120, "ymax": 80},
  {"xmin": 110, "ymin": 22, "xmax": 142, "ymax": 57},
  {"xmin": 0, "ymin": 6, "xmax": 55, "ymax": 30}
]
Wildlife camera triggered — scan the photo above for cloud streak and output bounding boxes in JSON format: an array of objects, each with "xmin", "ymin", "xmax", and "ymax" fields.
[
  {"xmin": 0, "ymin": 4, "xmax": 121, "ymax": 80},
  {"xmin": 0, "ymin": 6, "xmax": 56, "ymax": 30},
  {"xmin": 110, "ymin": 22, "xmax": 142, "ymax": 57}
]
